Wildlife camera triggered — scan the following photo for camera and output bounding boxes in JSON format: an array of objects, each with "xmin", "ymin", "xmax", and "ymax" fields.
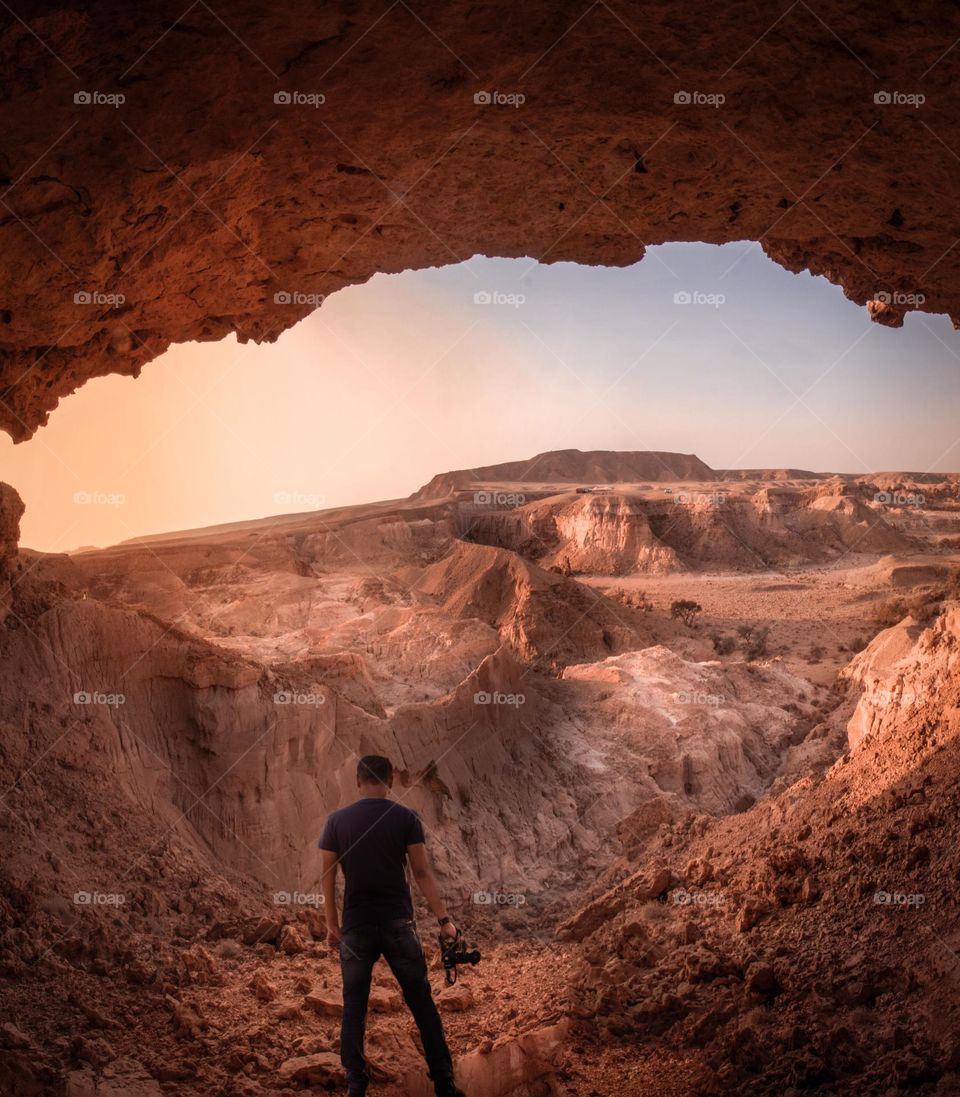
[{"xmin": 439, "ymin": 931, "xmax": 481, "ymax": 985}]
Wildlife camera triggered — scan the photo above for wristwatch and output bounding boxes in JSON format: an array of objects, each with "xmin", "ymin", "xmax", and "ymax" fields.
[{"xmin": 438, "ymin": 915, "xmax": 452, "ymax": 926}]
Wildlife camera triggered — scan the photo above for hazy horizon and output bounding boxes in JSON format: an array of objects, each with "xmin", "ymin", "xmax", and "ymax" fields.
[{"xmin": 3, "ymin": 241, "xmax": 960, "ymax": 553}]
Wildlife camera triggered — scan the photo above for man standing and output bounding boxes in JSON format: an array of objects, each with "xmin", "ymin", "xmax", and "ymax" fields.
[{"xmin": 320, "ymin": 755, "xmax": 466, "ymax": 1097}]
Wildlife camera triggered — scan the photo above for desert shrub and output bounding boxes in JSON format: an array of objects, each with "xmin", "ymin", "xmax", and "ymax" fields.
[
  {"xmin": 610, "ymin": 587, "xmax": 654, "ymax": 612},
  {"xmin": 633, "ymin": 589, "xmax": 655, "ymax": 612},
  {"xmin": 738, "ymin": 623, "xmax": 770, "ymax": 661},
  {"xmin": 711, "ymin": 632, "xmax": 736, "ymax": 655},
  {"xmin": 807, "ymin": 643, "xmax": 826, "ymax": 663},
  {"xmin": 872, "ymin": 597, "xmax": 909, "ymax": 628},
  {"xmin": 873, "ymin": 591, "xmax": 942, "ymax": 629},
  {"xmin": 849, "ymin": 635, "xmax": 868, "ymax": 652},
  {"xmin": 908, "ymin": 593, "xmax": 941, "ymax": 624},
  {"xmin": 670, "ymin": 599, "xmax": 703, "ymax": 627}
]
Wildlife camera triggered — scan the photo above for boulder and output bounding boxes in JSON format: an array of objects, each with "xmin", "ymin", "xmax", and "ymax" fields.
[
  {"xmin": 438, "ymin": 984, "xmax": 476, "ymax": 1012},
  {"xmin": 242, "ymin": 917, "xmax": 284, "ymax": 947},
  {"xmin": 746, "ymin": 962, "xmax": 780, "ymax": 995},
  {"xmin": 277, "ymin": 1052, "xmax": 343, "ymax": 1086},
  {"xmin": 557, "ymin": 866, "xmax": 670, "ymax": 942},
  {"xmin": 249, "ymin": 973, "xmax": 277, "ymax": 1002},
  {"xmin": 278, "ymin": 925, "xmax": 307, "ymax": 955},
  {"xmin": 405, "ymin": 1020, "xmax": 570, "ymax": 1097},
  {"xmin": 301, "ymin": 906, "xmax": 326, "ymax": 940},
  {"xmin": 0, "ymin": 1023, "xmax": 31, "ymax": 1049},
  {"xmin": 304, "ymin": 991, "xmax": 342, "ymax": 1017},
  {"xmin": 369, "ymin": 987, "xmax": 402, "ymax": 1013}
]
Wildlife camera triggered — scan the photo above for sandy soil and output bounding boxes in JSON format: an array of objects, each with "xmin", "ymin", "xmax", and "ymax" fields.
[{"xmin": 582, "ymin": 556, "xmax": 920, "ymax": 687}]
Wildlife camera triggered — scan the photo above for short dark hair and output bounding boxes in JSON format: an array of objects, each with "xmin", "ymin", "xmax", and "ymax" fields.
[{"xmin": 357, "ymin": 755, "xmax": 393, "ymax": 785}]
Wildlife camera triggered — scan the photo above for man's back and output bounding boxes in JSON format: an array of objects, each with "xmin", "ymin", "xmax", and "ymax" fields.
[
  {"xmin": 321, "ymin": 758, "xmax": 465, "ymax": 1096},
  {"xmin": 319, "ymin": 797, "xmax": 424, "ymax": 931}
]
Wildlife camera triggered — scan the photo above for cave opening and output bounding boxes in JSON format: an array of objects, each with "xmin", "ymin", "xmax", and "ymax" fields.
[
  {"xmin": 4, "ymin": 242, "xmax": 958, "ymax": 555},
  {"xmin": 5, "ymin": 1, "xmax": 960, "ymax": 1089},
  {"xmin": 3, "ymin": 237, "xmax": 957, "ymax": 930}
]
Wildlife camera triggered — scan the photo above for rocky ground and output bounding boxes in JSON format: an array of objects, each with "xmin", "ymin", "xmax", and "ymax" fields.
[
  {"xmin": 560, "ymin": 607, "xmax": 960, "ymax": 1096},
  {"xmin": 3, "ymin": 452, "xmax": 960, "ymax": 1095}
]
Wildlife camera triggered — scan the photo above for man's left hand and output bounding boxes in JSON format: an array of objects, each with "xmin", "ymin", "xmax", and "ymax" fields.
[{"xmin": 326, "ymin": 925, "xmax": 341, "ymax": 949}]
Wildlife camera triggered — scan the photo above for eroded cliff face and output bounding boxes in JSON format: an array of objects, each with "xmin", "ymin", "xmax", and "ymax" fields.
[
  {"xmin": 465, "ymin": 494, "xmax": 683, "ymax": 576},
  {"xmin": 0, "ymin": 477, "xmax": 835, "ymax": 910},
  {"xmin": 0, "ymin": 484, "xmax": 24, "ymax": 617},
  {"xmin": 559, "ymin": 608, "xmax": 960, "ymax": 1094},
  {"xmin": 464, "ymin": 485, "xmax": 913, "ymax": 574},
  {"xmin": 2, "ymin": 3, "xmax": 960, "ymax": 439},
  {"xmin": 562, "ymin": 646, "xmax": 834, "ymax": 814},
  {"xmin": 1, "ymin": 569, "xmax": 611, "ymax": 903},
  {"xmin": 843, "ymin": 608, "xmax": 960, "ymax": 752}
]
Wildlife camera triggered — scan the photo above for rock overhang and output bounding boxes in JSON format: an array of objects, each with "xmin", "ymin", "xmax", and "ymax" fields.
[{"xmin": 2, "ymin": 1, "xmax": 959, "ymax": 440}]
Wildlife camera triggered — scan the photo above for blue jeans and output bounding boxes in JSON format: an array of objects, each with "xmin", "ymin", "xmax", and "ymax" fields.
[{"xmin": 340, "ymin": 918, "xmax": 454, "ymax": 1093}]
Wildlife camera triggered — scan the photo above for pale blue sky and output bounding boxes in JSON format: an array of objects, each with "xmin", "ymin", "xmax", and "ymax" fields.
[{"xmin": 2, "ymin": 242, "xmax": 958, "ymax": 551}]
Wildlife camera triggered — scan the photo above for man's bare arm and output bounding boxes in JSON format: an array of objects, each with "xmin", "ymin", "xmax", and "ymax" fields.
[
  {"xmin": 407, "ymin": 842, "xmax": 457, "ymax": 938},
  {"xmin": 320, "ymin": 848, "xmax": 341, "ymax": 947}
]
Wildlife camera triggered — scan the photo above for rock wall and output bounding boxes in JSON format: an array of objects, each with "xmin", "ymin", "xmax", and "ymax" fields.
[
  {"xmin": 843, "ymin": 608, "xmax": 959, "ymax": 751},
  {"xmin": 0, "ymin": 484, "xmax": 643, "ymax": 907},
  {"xmin": 0, "ymin": 475, "xmax": 839, "ymax": 928},
  {"xmin": 0, "ymin": 484, "xmax": 24, "ymax": 617},
  {"xmin": 558, "ymin": 603, "xmax": 960, "ymax": 1094},
  {"xmin": 3, "ymin": 3, "xmax": 960, "ymax": 439},
  {"xmin": 465, "ymin": 486, "xmax": 913, "ymax": 573}
]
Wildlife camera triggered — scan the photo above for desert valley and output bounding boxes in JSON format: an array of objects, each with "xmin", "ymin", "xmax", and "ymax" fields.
[{"xmin": 3, "ymin": 449, "xmax": 960, "ymax": 1096}]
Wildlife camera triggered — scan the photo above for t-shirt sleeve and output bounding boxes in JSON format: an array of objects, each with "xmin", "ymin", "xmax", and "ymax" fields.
[
  {"xmin": 318, "ymin": 814, "xmax": 339, "ymax": 853},
  {"xmin": 406, "ymin": 809, "xmax": 426, "ymax": 846}
]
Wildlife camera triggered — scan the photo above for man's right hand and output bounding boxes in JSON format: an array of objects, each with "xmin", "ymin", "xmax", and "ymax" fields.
[
  {"xmin": 326, "ymin": 925, "xmax": 342, "ymax": 949},
  {"xmin": 440, "ymin": 919, "xmax": 458, "ymax": 940}
]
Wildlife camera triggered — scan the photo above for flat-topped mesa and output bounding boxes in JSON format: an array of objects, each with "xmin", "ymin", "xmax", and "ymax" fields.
[
  {"xmin": 716, "ymin": 468, "xmax": 833, "ymax": 481},
  {"xmin": 413, "ymin": 449, "xmax": 716, "ymax": 499}
]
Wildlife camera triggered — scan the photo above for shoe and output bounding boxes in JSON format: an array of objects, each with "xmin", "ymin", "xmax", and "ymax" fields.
[{"xmin": 433, "ymin": 1081, "xmax": 466, "ymax": 1097}]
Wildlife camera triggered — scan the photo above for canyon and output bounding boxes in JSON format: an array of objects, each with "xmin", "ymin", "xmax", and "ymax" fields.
[
  {"xmin": 3, "ymin": 4, "xmax": 960, "ymax": 1094},
  {"xmin": 2, "ymin": 449, "xmax": 960, "ymax": 1095}
]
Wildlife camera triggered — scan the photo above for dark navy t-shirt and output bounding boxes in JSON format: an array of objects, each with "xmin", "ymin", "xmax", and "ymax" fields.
[{"xmin": 319, "ymin": 797, "xmax": 425, "ymax": 931}]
